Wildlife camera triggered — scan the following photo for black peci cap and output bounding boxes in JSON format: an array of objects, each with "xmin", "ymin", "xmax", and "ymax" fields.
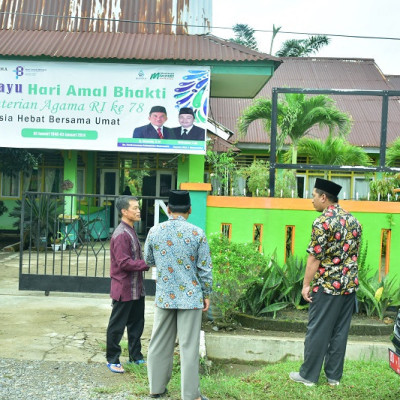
[
  {"xmin": 150, "ymin": 105, "xmax": 167, "ymax": 114},
  {"xmin": 178, "ymin": 107, "xmax": 195, "ymax": 116},
  {"xmin": 168, "ymin": 190, "xmax": 191, "ymax": 206},
  {"xmin": 314, "ymin": 178, "xmax": 342, "ymax": 196}
]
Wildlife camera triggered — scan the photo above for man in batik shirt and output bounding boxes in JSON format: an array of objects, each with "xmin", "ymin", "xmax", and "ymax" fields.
[
  {"xmin": 290, "ymin": 178, "xmax": 362, "ymax": 387},
  {"xmin": 144, "ymin": 190, "xmax": 212, "ymax": 400}
]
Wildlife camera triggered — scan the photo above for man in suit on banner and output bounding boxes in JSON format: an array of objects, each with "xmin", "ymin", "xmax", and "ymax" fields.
[
  {"xmin": 172, "ymin": 107, "xmax": 205, "ymax": 141},
  {"xmin": 133, "ymin": 106, "xmax": 174, "ymax": 139}
]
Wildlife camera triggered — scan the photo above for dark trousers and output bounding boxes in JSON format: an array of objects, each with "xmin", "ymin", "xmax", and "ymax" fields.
[
  {"xmin": 106, "ymin": 296, "xmax": 145, "ymax": 364},
  {"xmin": 300, "ymin": 287, "xmax": 356, "ymax": 383}
]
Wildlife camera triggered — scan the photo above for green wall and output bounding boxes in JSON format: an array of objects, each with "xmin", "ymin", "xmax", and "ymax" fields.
[{"xmin": 206, "ymin": 203, "xmax": 400, "ymax": 279}]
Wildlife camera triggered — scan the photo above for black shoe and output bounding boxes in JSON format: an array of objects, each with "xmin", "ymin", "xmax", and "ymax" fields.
[{"xmin": 149, "ymin": 388, "xmax": 168, "ymax": 398}]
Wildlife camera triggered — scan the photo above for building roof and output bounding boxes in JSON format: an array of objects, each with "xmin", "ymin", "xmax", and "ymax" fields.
[
  {"xmin": 0, "ymin": 29, "xmax": 279, "ymax": 63},
  {"xmin": 210, "ymin": 57, "xmax": 400, "ymax": 150},
  {"xmin": 387, "ymin": 75, "xmax": 400, "ymax": 90}
]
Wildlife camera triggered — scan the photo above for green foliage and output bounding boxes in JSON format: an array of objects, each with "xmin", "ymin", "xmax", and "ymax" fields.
[
  {"xmin": 206, "ymin": 150, "xmax": 237, "ymax": 196},
  {"xmin": 0, "ymin": 201, "xmax": 7, "ymax": 217},
  {"xmin": 238, "ymin": 253, "xmax": 307, "ymax": 317},
  {"xmin": 238, "ymin": 159, "xmax": 269, "ymax": 196},
  {"xmin": 209, "ymin": 233, "xmax": 265, "ymax": 320},
  {"xmin": 357, "ymin": 269, "xmax": 400, "ymax": 319},
  {"xmin": 356, "ymin": 240, "xmax": 400, "ymax": 319},
  {"xmin": 238, "ymin": 93, "xmax": 351, "ymax": 165},
  {"xmin": 291, "ymin": 133, "xmax": 372, "ymax": 166},
  {"xmin": 237, "ymin": 160, "xmax": 297, "ymax": 198},
  {"xmin": 276, "ymin": 35, "xmax": 330, "ymax": 57},
  {"xmin": 386, "ymin": 137, "xmax": 400, "ymax": 166},
  {"xmin": 275, "ymin": 169, "xmax": 298, "ymax": 198},
  {"xmin": 229, "ymin": 23, "xmax": 258, "ymax": 50},
  {"xmin": 123, "ymin": 161, "xmax": 150, "ymax": 196},
  {"xmin": 9, "ymin": 195, "xmax": 62, "ymax": 248},
  {"xmin": 369, "ymin": 173, "xmax": 400, "ymax": 201},
  {"xmin": 0, "ymin": 148, "xmax": 41, "ymax": 176}
]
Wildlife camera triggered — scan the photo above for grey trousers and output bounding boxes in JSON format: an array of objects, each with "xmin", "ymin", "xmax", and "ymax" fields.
[
  {"xmin": 300, "ymin": 287, "xmax": 356, "ymax": 383},
  {"xmin": 147, "ymin": 307, "xmax": 202, "ymax": 400}
]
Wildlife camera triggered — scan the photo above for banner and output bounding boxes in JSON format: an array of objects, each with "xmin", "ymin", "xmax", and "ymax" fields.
[{"xmin": 0, "ymin": 60, "xmax": 210, "ymax": 154}]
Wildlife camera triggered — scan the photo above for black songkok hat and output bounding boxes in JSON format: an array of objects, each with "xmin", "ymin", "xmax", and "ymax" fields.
[
  {"xmin": 168, "ymin": 190, "xmax": 191, "ymax": 206},
  {"xmin": 314, "ymin": 178, "xmax": 342, "ymax": 196},
  {"xmin": 150, "ymin": 105, "xmax": 167, "ymax": 114},
  {"xmin": 178, "ymin": 107, "xmax": 195, "ymax": 116}
]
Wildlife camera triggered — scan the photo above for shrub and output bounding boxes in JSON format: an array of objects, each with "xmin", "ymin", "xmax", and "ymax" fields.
[
  {"xmin": 208, "ymin": 233, "xmax": 265, "ymax": 320},
  {"xmin": 238, "ymin": 253, "xmax": 307, "ymax": 318}
]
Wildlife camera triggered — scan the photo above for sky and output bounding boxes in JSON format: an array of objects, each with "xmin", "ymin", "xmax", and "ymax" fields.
[{"xmin": 212, "ymin": 0, "xmax": 400, "ymax": 75}]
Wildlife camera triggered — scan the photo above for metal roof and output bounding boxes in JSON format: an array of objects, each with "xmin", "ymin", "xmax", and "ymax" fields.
[
  {"xmin": 0, "ymin": 0, "xmax": 212, "ymax": 34},
  {"xmin": 210, "ymin": 57, "xmax": 400, "ymax": 149},
  {"xmin": 0, "ymin": 29, "xmax": 278, "ymax": 62}
]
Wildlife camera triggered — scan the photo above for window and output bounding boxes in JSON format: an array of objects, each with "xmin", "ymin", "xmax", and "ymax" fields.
[
  {"xmin": 77, "ymin": 168, "xmax": 85, "ymax": 194},
  {"xmin": 1, "ymin": 172, "xmax": 20, "ymax": 197},
  {"xmin": 253, "ymin": 224, "xmax": 263, "ymax": 252},
  {"xmin": 221, "ymin": 223, "xmax": 232, "ymax": 240},
  {"xmin": 380, "ymin": 229, "xmax": 391, "ymax": 279},
  {"xmin": 285, "ymin": 225, "xmax": 295, "ymax": 261}
]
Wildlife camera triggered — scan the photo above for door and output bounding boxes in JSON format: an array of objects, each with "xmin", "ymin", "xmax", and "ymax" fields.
[{"xmin": 100, "ymin": 169, "xmax": 119, "ymax": 231}]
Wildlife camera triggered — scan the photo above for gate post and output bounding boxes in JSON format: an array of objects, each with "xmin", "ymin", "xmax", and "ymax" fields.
[{"xmin": 177, "ymin": 154, "xmax": 210, "ymax": 231}]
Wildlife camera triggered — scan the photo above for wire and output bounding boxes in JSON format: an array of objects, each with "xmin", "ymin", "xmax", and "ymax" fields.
[{"xmin": 1, "ymin": 11, "xmax": 399, "ymax": 42}]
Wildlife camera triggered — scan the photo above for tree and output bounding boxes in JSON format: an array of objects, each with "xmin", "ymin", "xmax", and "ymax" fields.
[
  {"xmin": 386, "ymin": 137, "xmax": 400, "ymax": 166},
  {"xmin": 238, "ymin": 93, "xmax": 352, "ymax": 164},
  {"xmin": 0, "ymin": 148, "xmax": 41, "ymax": 176},
  {"xmin": 269, "ymin": 24, "xmax": 282, "ymax": 55},
  {"xmin": 276, "ymin": 35, "xmax": 330, "ymax": 57},
  {"xmin": 229, "ymin": 24, "xmax": 258, "ymax": 50},
  {"xmin": 288, "ymin": 134, "xmax": 372, "ymax": 177}
]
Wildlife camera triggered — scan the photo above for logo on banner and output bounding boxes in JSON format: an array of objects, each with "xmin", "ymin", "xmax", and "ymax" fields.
[
  {"xmin": 13, "ymin": 66, "xmax": 24, "ymax": 79},
  {"xmin": 150, "ymin": 72, "xmax": 175, "ymax": 80}
]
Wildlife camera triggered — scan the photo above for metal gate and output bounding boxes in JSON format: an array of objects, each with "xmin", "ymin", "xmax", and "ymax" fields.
[{"xmin": 18, "ymin": 192, "xmax": 166, "ymax": 295}]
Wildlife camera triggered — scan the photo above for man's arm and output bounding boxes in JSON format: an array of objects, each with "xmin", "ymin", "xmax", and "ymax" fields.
[
  {"xmin": 302, "ymin": 254, "xmax": 320, "ymax": 302},
  {"xmin": 113, "ymin": 235, "xmax": 149, "ymax": 272},
  {"xmin": 196, "ymin": 236, "xmax": 213, "ymax": 310}
]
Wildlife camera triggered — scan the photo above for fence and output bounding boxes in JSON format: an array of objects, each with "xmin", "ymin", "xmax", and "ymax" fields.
[{"xmin": 18, "ymin": 192, "xmax": 163, "ymax": 295}]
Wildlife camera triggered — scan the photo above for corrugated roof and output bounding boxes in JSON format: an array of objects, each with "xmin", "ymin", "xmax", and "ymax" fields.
[
  {"xmin": 210, "ymin": 57, "xmax": 400, "ymax": 149},
  {"xmin": 0, "ymin": 29, "xmax": 278, "ymax": 62},
  {"xmin": 0, "ymin": 0, "xmax": 212, "ymax": 34},
  {"xmin": 387, "ymin": 75, "xmax": 400, "ymax": 90}
]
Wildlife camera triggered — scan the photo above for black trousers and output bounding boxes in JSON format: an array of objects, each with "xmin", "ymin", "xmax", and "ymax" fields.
[
  {"xmin": 300, "ymin": 287, "xmax": 356, "ymax": 383},
  {"xmin": 106, "ymin": 296, "xmax": 145, "ymax": 364}
]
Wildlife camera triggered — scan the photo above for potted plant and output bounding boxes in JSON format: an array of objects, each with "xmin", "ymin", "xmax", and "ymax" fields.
[{"xmin": 50, "ymin": 232, "xmax": 65, "ymax": 251}]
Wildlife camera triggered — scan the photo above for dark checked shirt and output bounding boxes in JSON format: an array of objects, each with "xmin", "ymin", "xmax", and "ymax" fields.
[{"xmin": 307, "ymin": 204, "xmax": 362, "ymax": 295}]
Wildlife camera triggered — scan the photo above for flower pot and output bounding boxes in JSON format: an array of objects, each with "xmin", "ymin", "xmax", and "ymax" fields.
[{"xmin": 51, "ymin": 244, "xmax": 60, "ymax": 251}]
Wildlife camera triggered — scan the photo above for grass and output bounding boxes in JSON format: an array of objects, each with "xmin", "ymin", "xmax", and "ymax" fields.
[{"xmin": 95, "ymin": 347, "xmax": 400, "ymax": 400}]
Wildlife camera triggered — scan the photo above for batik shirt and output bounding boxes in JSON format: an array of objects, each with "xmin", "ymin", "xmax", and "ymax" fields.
[
  {"xmin": 144, "ymin": 215, "xmax": 213, "ymax": 309},
  {"xmin": 307, "ymin": 204, "xmax": 362, "ymax": 295}
]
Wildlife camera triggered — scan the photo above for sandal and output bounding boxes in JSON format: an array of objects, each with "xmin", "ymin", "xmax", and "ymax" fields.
[{"xmin": 107, "ymin": 363, "xmax": 125, "ymax": 373}]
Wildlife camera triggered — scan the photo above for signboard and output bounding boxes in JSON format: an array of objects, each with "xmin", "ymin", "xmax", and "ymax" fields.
[{"xmin": 0, "ymin": 60, "xmax": 210, "ymax": 154}]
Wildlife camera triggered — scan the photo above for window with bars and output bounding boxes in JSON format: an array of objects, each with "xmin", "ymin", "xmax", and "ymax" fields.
[
  {"xmin": 285, "ymin": 225, "xmax": 295, "ymax": 261},
  {"xmin": 253, "ymin": 224, "xmax": 263, "ymax": 252},
  {"xmin": 1, "ymin": 173, "xmax": 20, "ymax": 198},
  {"xmin": 380, "ymin": 229, "xmax": 391, "ymax": 279},
  {"xmin": 221, "ymin": 223, "xmax": 232, "ymax": 239}
]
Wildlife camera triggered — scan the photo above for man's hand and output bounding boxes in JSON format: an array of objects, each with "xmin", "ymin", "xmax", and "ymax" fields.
[
  {"xmin": 202, "ymin": 298, "xmax": 210, "ymax": 312},
  {"xmin": 302, "ymin": 285, "xmax": 312, "ymax": 303}
]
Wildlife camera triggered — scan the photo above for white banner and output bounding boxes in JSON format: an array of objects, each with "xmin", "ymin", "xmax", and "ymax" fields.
[{"xmin": 0, "ymin": 60, "xmax": 210, "ymax": 154}]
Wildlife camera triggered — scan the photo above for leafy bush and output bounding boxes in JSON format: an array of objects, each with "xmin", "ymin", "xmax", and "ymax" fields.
[
  {"xmin": 356, "ymin": 240, "xmax": 400, "ymax": 319},
  {"xmin": 369, "ymin": 173, "xmax": 400, "ymax": 201},
  {"xmin": 209, "ymin": 233, "xmax": 265, "ymax": 320},
  {"xmin": 0, "ymin": 201, "xmax": 7, "ymax": 217},
  {"xmin": 237, "ymin": 253, "xmax": 307, "ymax": 317}
]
